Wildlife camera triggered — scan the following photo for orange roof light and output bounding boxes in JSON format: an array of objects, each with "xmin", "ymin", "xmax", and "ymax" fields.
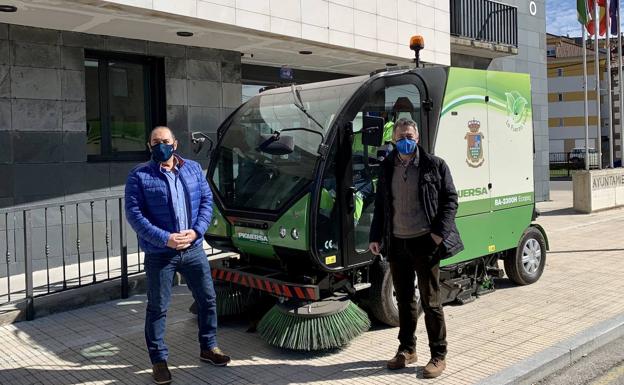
[{"xmin": 409, "ymin": 35, "xmax": 425, "ymax": 51}]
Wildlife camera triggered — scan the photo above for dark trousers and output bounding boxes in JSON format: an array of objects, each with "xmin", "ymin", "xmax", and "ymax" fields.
[
  {"xmin": 144, "ymin": 244, "xmax": 218, "ymax": 364},
  {"xmin": 389, "ymin": 234, "xmax": 447, "ymax": 359}
]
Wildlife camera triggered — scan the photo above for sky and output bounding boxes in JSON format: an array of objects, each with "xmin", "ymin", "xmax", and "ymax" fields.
[{"xmin": 546, "ymin": 0, "xmax": 624, "ymax": 37}]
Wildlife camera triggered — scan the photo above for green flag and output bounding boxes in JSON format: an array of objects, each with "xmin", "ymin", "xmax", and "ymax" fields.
[{"xmin": 577, "ymin": 0, "xmax": 591, "ymax": 25}]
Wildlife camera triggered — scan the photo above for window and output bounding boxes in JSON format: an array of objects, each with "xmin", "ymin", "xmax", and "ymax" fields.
[
  {"xmin": 559, "ymin": 118, "xmax": 564, "ymax": 127},
  {"xmin": 211, "ymin": 79, "xmax": 363, "ymax": 212},
  {"xmin": 242, "ymin": 84, "xmax": 266, "ymax": 103},
  {"xmin": 547, "ymin": 48, "xmax": 556, "ymax": 57},
  {"xmin": 85, "ymin": 51, "xmax": 165, "ymax": 161},
  {"xmin": 558, "ymin": 93, "xmax": 563, "ymax": 102},
  {"xmin": 557, "ymin": 68, "xmax": 563, "ymax": 77}
]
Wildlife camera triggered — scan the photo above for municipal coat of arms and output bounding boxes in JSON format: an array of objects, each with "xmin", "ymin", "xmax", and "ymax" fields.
[{"xmin": 465, "ymin": 119, "xmax": 485, "ymax": 168}]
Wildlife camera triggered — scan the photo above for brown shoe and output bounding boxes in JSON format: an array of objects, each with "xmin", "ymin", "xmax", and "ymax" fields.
[
  {"xmin": 387, "ymin": 350, "xmax": 418, "ymax": 370},
  {"xmin": 152, "ymin": 362, "xmax": 172, "ymax": 385},
  {"xmin": 200, "ymin": 347, "xmax": 231, "ymax": 366},
  {"xmin": 423, "ymin": 357, "xmax": 446, "ymax": 378}
]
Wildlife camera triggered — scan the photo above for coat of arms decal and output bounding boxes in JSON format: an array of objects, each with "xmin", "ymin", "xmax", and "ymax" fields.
[{"xmin": 465, "ymin": 119, "xmax": 485, "ymax": 168}]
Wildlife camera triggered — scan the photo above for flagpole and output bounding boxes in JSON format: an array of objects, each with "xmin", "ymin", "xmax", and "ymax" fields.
[
  {"xmin": 584, "ymin": 25, "xmax": 590, "ymax": 170},
  {"xmin": 618, "ymin": 0, "xmax": 623, "ymax": 167},
  {"xmin": 607, "ymin": 0, "xmax": 614, "ymax": 167},
  {"xmin": 595, "ymin": 2, "xmax": 603, "ymax": 169}
]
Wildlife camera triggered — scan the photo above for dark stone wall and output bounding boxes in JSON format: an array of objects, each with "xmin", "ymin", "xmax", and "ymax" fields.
[{"xmin": 0, "ymin": 23, "xmax": 241, "ymax": 278}]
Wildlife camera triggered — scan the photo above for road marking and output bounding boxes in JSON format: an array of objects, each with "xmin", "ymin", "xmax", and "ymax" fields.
[{"xmin": 590, "ymin": 362, "xmax": 624, "ymax": 385}]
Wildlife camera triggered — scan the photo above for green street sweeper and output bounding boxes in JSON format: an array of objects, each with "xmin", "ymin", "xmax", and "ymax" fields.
[{"xmin": 192, "ymin": 57, "xmax": 548, "ymax": 352}]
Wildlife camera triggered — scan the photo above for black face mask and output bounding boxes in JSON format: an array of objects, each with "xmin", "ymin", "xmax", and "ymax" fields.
[{"xmin": 150, "ymin": 143, "xmax": 174, "ymax": 162}]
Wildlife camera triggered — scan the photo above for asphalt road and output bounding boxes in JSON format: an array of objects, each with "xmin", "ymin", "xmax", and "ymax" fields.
[{"xmin": 537, "ymin": 335, "xmax": 624, "ymax": 385}]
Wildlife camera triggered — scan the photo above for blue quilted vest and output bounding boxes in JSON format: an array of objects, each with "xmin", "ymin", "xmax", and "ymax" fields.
[{"xmin": 124, "ymin": 156, "xmax": 213, "ymax": 254}]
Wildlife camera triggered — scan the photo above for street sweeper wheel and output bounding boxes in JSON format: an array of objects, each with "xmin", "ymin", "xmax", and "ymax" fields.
[
  {"xmin": 505, "ymin": 227, "xmax": 547, "ymax": 286},
  {"xmin": 366, "ymin": 259, "xmax": 421, "ymax": 327},
  {"xmin": 257, "ymin": 296, "xmax": 371, "ymax": 351}
]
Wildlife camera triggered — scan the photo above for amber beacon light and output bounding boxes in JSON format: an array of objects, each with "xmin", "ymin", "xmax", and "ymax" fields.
[{"xmin": 409, "ymin": 35, "xmax": 425, "ymax": 67}]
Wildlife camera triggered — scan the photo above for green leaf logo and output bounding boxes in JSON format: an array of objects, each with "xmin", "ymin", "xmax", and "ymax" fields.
[{"xmin": 505, "ymin": 91, "xmax": 528, "ymax": 131}]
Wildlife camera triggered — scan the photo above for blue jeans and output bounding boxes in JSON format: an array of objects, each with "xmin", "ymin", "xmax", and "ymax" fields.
[{"xmin": 144, "ymin": 244, "xmax": 217, "ymax": 364}]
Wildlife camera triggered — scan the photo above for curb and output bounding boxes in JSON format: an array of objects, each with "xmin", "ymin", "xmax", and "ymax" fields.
[{"xmin": 476, "ymin": 313, "xmax": 624, "ymax": 385}]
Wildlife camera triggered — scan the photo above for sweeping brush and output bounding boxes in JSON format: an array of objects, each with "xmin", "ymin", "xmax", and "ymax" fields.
[
  {"xmin": 257, "ymin": 296, "xmax": 370, "ymax": 351},
  {"xmin": 188, "ymin": 283, "xmax": 246, "ymax": 317}
]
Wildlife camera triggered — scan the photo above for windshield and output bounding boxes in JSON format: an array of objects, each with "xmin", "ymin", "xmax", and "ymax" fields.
[{"xmin": 211, "ymin": 77, "xmax": 365, "ymax": 212}]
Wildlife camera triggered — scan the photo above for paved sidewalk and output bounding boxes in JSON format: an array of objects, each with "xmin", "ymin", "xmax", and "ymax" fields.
[{"xmin": 1, "ymin": 181, "xmax": 623, "ymax": 385}]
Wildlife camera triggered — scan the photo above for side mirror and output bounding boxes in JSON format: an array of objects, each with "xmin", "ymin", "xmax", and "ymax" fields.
[
  {"xmin": 191, "ymin": 132, "xmax": 214, "ymax": 155},
  {"xmin": 361, "ymin": 116, "xmax": 385, "ymax": 147}
]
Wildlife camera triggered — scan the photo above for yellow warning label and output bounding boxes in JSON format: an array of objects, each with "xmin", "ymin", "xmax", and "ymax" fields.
[
  {"xmin": 488, "ymin": 245, "xmax": 496, "ymax": 252},
  {"xmin": 325, "ymin": 255, "xmax": 337, "ymax": 264}
]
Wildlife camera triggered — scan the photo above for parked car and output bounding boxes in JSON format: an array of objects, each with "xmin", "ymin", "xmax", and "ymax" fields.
[{"xmin": 569, "ymin": 147, "xmax": 600, "ymax": 168}]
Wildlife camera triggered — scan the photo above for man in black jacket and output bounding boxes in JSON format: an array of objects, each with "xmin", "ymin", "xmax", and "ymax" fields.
[{"xmin": 369, "ymin": 118, "xmax": 463, "ymax": 378}]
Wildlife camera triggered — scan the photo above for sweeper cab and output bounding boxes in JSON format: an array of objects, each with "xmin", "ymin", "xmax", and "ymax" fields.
[{"xmin": 192, "ymin": 37, "xmax": 549, "ymax": 351}]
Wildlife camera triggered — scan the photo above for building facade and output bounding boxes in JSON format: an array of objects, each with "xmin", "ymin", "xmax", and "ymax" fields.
[
  {"xmin": 0, "ymin": 0, "xmax": 548, "ymax": 275},
  {"xmin": 547, "ymin": 34, "xmax": 606, "ymax": 156}
]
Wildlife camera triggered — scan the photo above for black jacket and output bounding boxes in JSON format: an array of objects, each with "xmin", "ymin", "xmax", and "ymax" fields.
[{"xmin": 369, "ymin": 145, "xmax": 464, "ymax": 260}]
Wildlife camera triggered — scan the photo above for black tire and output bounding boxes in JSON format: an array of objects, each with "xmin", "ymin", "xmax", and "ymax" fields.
[
  {"xmin": 504, "ymin": 227, "xmax": 547, "ymax": 285},
  {"xmin": 366, "ymin": 259, "xmax": 421, "ymax": 327}
]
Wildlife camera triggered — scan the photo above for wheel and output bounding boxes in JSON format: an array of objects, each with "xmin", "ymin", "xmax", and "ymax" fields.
[
  {"xmin": 366, "ymin": 259, "xmax": 421, "ymax": 327},
  {"xmin": 504, "ymin": 227, "xmax": 546, "ymax": 285}
]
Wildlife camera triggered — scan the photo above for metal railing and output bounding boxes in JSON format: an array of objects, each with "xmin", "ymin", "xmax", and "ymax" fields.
[
  {"xmin": 549, "ymin": 151, "xmax": 601, "ymax": 178},
  {"xmin": 0, "ymin": 195, "xmax": 221, "ymax": 320},
  {"xmin": 450, "ymin": 0, "xmax": 518, "ymax": 47}
]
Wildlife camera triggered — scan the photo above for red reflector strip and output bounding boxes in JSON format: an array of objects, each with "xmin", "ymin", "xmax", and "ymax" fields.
[
  {"xmin": 294, "ymin": 287, "xmax": 305, "ymax": 299},
  {"xmin": 211, "ymin": 270, "xmax": 317, "ymax": 300}
]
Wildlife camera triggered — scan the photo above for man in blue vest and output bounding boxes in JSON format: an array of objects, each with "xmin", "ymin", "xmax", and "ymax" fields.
[{"xmin": 125, "ymin": 126, "xmax": 230, "ymax": 385}]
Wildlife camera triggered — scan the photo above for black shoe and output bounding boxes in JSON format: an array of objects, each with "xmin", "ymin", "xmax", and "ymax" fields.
[
  {"xmin": 152, "ymin": 362, "xmax": 172, "ymax": 385},
  {"xmin": 200, "ymin": 347, "xmax": 231, "ymax": 366}
]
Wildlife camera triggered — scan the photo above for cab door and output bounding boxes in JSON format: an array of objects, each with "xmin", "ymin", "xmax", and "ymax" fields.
[{"xmin": 339, "ymin": 73, "xmax": 427, "ymax": 268}]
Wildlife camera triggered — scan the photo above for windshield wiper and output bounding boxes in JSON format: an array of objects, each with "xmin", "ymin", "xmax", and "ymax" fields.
[{"xmin": 291, "ymin": 84, "xmax": 324, "ymax": 132}]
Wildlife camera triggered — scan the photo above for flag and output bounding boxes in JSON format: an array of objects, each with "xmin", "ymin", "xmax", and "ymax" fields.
[
  {"xmin": 578, "ymin": 0, "xmax": 591, "ymax": 25},
  {"xmin": 587, "ymin": 0, "xmax": 609, "ymax": 36},
  {"xmin": 610, "ymin": 0, "xmax": 619, "ymax": 35}
]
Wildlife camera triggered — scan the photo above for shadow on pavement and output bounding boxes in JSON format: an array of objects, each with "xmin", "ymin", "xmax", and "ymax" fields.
[
  {"xmin": 0, "ymin": 358, "xmax": 418, "ymax": 385},
  {"xmin": 3, "ymin": 289, "xmax": 413, "ymax": 385},
  {"xmin": 538, "ymin": 207, "xmax": 580, "ymax": 216}
]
